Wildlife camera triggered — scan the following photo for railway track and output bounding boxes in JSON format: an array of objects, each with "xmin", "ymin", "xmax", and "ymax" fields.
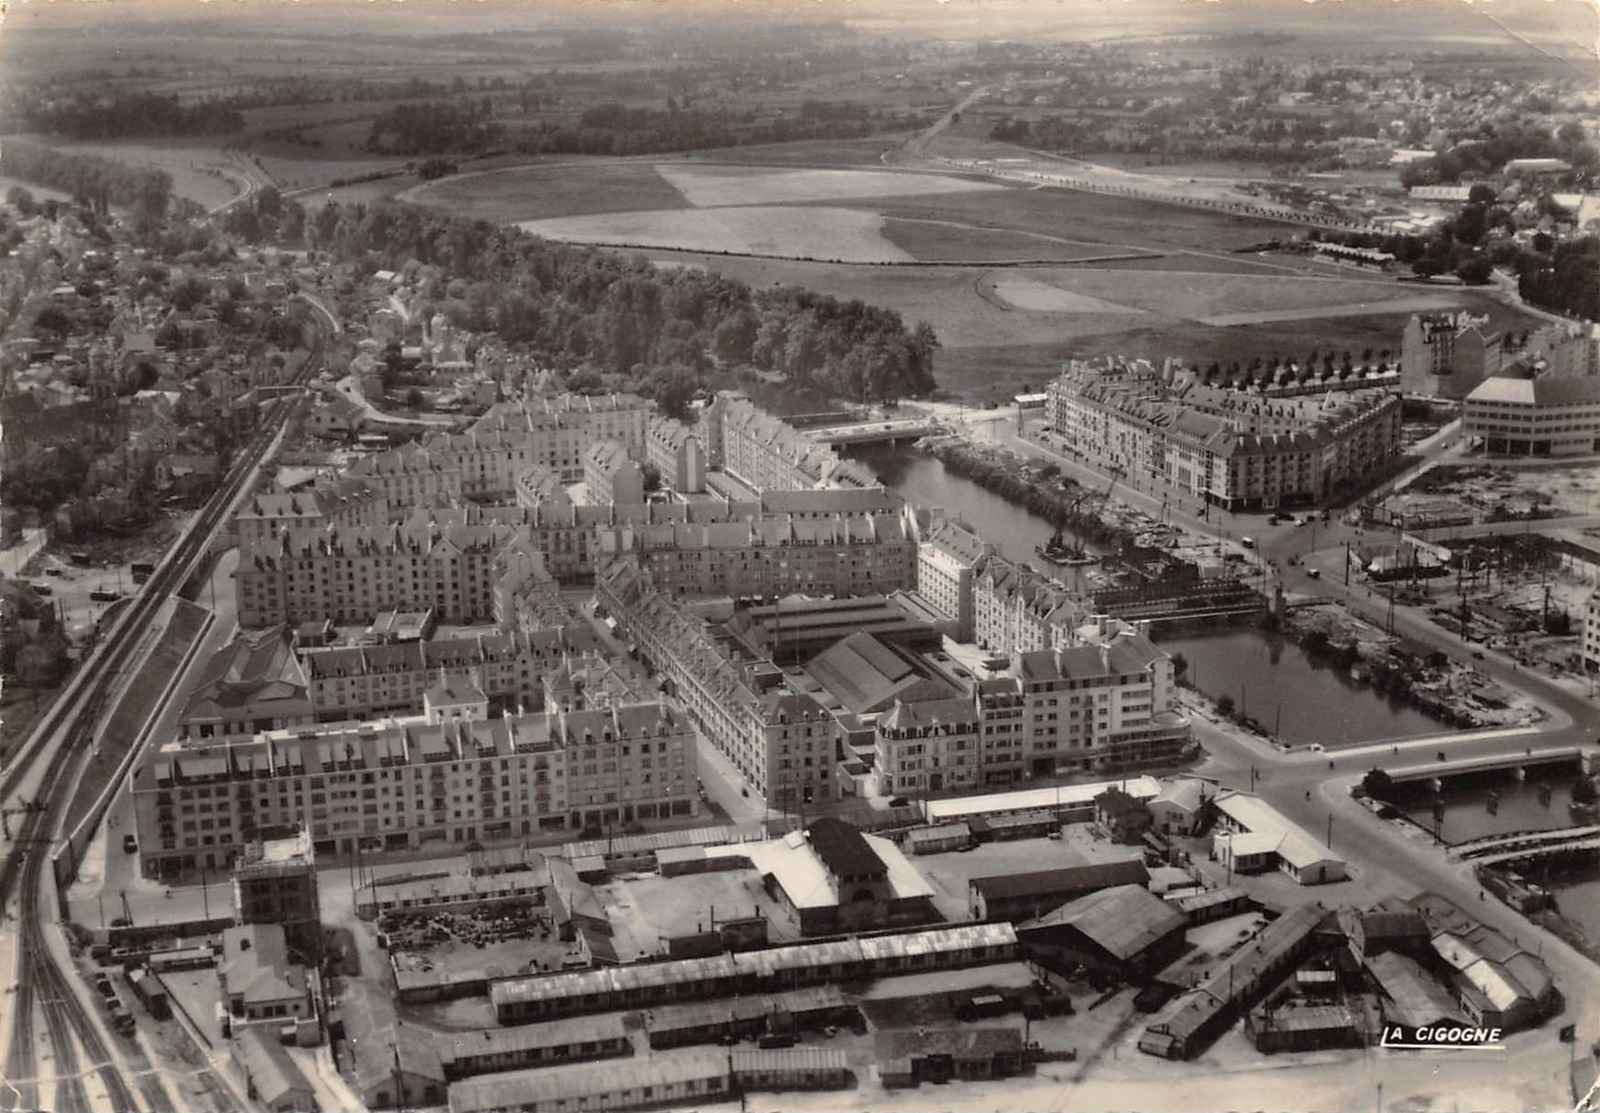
[{"xmin": 0, "ymin": 312, "xmax": 326, "ymax": 1112}]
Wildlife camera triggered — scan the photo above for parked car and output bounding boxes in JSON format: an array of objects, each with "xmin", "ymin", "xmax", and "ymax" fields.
[{"xmin": 123, "ymin": 834, "xmax": 138, "ymax": 854}]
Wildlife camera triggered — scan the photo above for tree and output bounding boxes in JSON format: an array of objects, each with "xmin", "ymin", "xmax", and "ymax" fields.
[
  {"xmin": 1456, "ymin": 256, "xmax": 1493, "ymax": 285},
  {"xmin": 1170, "ymin": 651, "xmax": 1188, "ymax": 678},
  {"xmin": 1215, "ymin": 694, "xmax": 1236, "ymax": 720}
]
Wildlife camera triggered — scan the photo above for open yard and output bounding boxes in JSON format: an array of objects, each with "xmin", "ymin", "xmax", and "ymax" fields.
[{"xmin": 595, "ymin": 866, "xmax": 802, "ymax": 958}]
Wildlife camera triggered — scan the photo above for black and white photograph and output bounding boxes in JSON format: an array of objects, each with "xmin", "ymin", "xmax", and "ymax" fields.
[{"xmin": 0, "ymin": 0, "xmax": 1597, "ymax": 1110}]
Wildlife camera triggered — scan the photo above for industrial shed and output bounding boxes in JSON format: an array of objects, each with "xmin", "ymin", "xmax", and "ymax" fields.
[
  {"xmin": 448, "ymin": 1050, "xmax": 731, "ymax": 1113},
  {"xmin": 1246, "ymin": 1003, "xmax": 1361, "ymax": 1054},
  {"xmin": 1138, "ymin": 902, "xmax": 1331, "ymax": 1061},
  {"xmin": 904, "ymin": 824, "xmax": 972, "ymax": 855},
  {"xmin": 876, "ymin": 1027, "xmax": 1027, "ymax": 1088},
  {"xmin": 233, "ymin": 1026, "xmax": 317, "ymax": 1113},
  {"xmin": 647, "ymin": 986, "xmax": 855, "ymax": 1050},
  {"xmin": 730, "ymin": 1048, "xmax": 852, "ymax": 1091},
  {"xmin": 435, "ymin": 1013, "xmax": 631, "ymax": 1079},
  {"xmin": 1019, "ymin": 884, "xmax": 1188, "ymax": 978},
  {"xmin": 1365, "ymin": 951, "xmax": 1461, "ymax": 1030},
  {"xmin": 969, "ymin": 859, "xmax": 1150, "ymax": 922},
  {"xmin": 492, "ymin": 924, "xmax": 1017, "ymax": 1023}
]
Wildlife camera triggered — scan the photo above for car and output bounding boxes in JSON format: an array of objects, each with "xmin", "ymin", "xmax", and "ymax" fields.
[
  {"xmin": 887, "ymin": 796, "xmax": 910, "ymax": 809},
  {"xmin": 1306, "ymin": 568, "xmax": 1321, "ymax": 579},
  {"xmin": 123, "ymin": 834, "xmax": 138, "ymax": 854},
  {"xmin": 1471, "ymin": 650, "xmax": 1485, "ymax": 660}
]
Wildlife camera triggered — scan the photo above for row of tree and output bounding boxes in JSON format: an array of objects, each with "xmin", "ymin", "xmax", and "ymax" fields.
[{"xmin": 13, "ymin": 91, "xmax": 244, "ymax": 140}]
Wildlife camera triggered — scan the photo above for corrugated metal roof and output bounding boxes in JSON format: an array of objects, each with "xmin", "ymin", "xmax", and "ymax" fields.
[
  {"xmin": 1022, "ymin": 883, "xmax": 1186, "ymax": 960},
  {"xmin": 448, "ymin": 1050, "xmax": 729, "ymax": 1113}
]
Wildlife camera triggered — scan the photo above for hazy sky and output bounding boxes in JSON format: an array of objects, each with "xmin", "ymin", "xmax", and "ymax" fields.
[{"xmin": 1, "ymin": 0, "xmax": 1594, "ymax": 60}]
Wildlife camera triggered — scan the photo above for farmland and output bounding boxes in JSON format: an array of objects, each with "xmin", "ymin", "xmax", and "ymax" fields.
[{"xmin": 410, "ymin": 161, "xmax": 694, "ymax": 224}]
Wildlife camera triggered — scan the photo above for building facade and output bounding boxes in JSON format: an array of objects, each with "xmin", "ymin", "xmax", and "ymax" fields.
[
  {"xmin": 133, "ymin": 701, "xmax": 698, "ymax": 875},
  {"xmin": 1046, "ymin": 362, "xmax": 1402, "ymax": 511},
  {"xmin": 917, "ymin": 519, "xmax": 992, "ymax": 642},
  {"xmin": 1463, "ymin": 375, "xmax": 1600, "ymax": 456}
]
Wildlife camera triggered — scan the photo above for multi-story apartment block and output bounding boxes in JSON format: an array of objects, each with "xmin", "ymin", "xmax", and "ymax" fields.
[
  {"xmin": 1012, "ymin": 629, "xmax": 1190, "ymax": 775},
  {"xmin": 918, "ymin": 519, "xmax": 994, "ymax": 643},
  {"xmin": 1046, "ymin": 362, "xmax": 1401, "ymax": 511},
  {"xmin": 873, "ymin": 623, "xmax": 1191, "ymax": 793},
  {"xmin": 339, "ymin": 393, "xmax": 653, "ymax": 510},
  {"xmin": 972, "ymin": 555, "xmax": 1084, "ymax": 657},
  {"xmin": 234, "ymin": 522, "xmax": 534, "ymax": 628},
  {"xmin": 699, "ymin": 394, "xmax": 879, "ymax": 492},
  {"xmin": 646, "ymin": 415, "xmax": 706, "ymax": 494},
  {"xmin": 874, "ymin": 696, "xmax": 983, "ymax": 797},
  {"xmin": 594, "ymin": 510, "xmax": 919, "ymax": 601},
  {"xmin": 299, "ymin": 627, "xmax": 606, "ymax": 722},
  {"xmin": 584, "ymin": 440, "xmax": 644, "ymax": 507},
  {"xmin": 133, "ymin": 700, "xmax": 698, "ymax": 876},
  {"xmin": 597, "ymin": 563, "xmax": 834, "ymax": 805},
  {"xmin": 1402, "ymin": 314, "xmax": 1597, "ymax": 399},
  {"xmin": 1463, "ymin": 375, "xmax": 1600, "ymax": 456},
  {"xmin": 234, "ymin": 480, "xmax": 386, "ymax": 548}
]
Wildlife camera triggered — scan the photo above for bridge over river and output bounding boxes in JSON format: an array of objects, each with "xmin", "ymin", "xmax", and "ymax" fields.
[
  {"xmin": 805, "ymin": 417, "xmax": 940, "ymax": 448},
  {"xmin": 1385, "ymin": 745, "xmax": 1590, "ymax": 785}
]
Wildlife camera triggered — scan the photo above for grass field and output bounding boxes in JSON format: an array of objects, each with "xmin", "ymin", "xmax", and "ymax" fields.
[
  {"xmin": 411, "ymin": 160, "xmax": 693, "ymax": 223},
  {"xmin": 686, "ymin": 137, "xmax": 905, "ymax": 167},
  {"xmin": 880, "ymin": 217, "xmax": 1146, "ymax": 263},
  {"xmin": 521, "ymin": 205, "xmax": 916, "ymax": 262},
  {"xmin": 652, "ymin": 163, "xmax": 1000, "ymax": 208}
]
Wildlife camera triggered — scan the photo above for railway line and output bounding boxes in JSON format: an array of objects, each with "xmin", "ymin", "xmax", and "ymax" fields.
[{"xmin": 0, "ymin": 306, "xmax": 327, "ymax": 1112}]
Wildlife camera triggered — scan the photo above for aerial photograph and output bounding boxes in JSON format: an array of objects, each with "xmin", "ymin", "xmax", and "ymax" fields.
[{"xmin": 0, "ymin": 0, "xmax": 1596, "ymax": 1110}]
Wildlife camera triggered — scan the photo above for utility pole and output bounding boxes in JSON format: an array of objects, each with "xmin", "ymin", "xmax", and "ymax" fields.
[{"xmin": 1326, "ymin": 813, "xmax": 1333, "ymax": 850}]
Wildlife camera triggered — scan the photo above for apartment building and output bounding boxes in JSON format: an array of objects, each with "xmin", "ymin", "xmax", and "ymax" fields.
[
  {"xmin": 1402, "ymin": 314, "xmax": 1597, "ymax": 398},
  {"xmin": 1463, "ymin": 375, "xmax": 1600, "ymax": 456},
  {"xmin": 1046, "ymin": 363, "xmax": 1401, "ymax": 511},
  {"xmin": 917, "ymin": 519, "xmax": 993, "ymax": 642},
  {"xmin": 133, "ymin": 701, "xmax": 698, "ymax": 876},
  {"xmin": 234, "ymin": 480, "xmax": 386, "ymax": 548},
  {"xmin": 597, "ymin": 563, "xmax": 835, "ymax": 805},
  {"xmin": 583, "ymin": 440, "xmax": 644, "ymax": 507},
  {"xmin": 341, "ymin": 392, "xmax": 653, "ymax": 509},
  {"xmin": 234, "ymin": 522, "xmax": 534, "ymax": 628},
  {"xmin": 874, "ymin": 696, "xmax": 984, "ymax": 797},
  {"xmin": 699, "ymin": 394, "xmax": 879, "ymax": 493},
  {"xmin": 595, "ymin": 511, "xmax": 919, "ymax": 601},
  {"xmin": 972, "ymin": 555, "xmax": 1085, "ymax": 657},
  {"xmin": 1012, "ymin": 630, "xmax": 1191, "ymax": 775},
  {"xmin": 872, "ymin": 624, "xmax": 1190, "ymax": 793},
  {"xmin": 298, "ymin": 627, "xmax": 606, "ymax": 722},
  {"xmin": 646, "ymin": 415, "xmax": 707, "ymax": 494}
]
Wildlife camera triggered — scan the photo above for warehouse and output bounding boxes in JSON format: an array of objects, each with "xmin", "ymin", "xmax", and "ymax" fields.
[
  {"xmin": 1365, "ymin": 951, "xmax": 1461, "ymax": 1030},
  {"xmin": 877, "ymin": 1027, "xmax": 1028, "ymax": 1088},
  {"xmin": 904, "ymin": 824, "xmax": 972, "ymax": 855},
  {"xmin": 1139, "ymin": 902, "xmax": 1332, "ymax": 1060},
  {"xmin": 448, "ymin": 1050, "xmax": 732, "ymax": 1113},
  {"xmin": 233, "ymin": 1027, "xmax": 317, "ymax": 1113},
  {"xmin": 730, "ymin": 1048, "xmax": 852, "ymax": 1092},
  {"xmin": 1246, "ymin": 1003, "xmax": 1361, "ymax": 1054},
  {"xmin": 969, "ymin": 860, "xmax": 1150, "ymax": 922},
  {"xmin": 1018, "ymin": 884, "xmax": 1188, "ymax": 978},
  {"xmin": 926, "ymin": 777, "xmax": 1163, "ymax": 826},
  {"xmin": 647, "ymin": 987, "xmax": 855, "ymax": 1050},
  {"xmin": 1166, "ymin": 886, "xmax": 1251, "ymax": 925},
  {"xmin": 435, "ymin": 1014, "xmax": 631, "ymax": 1079},
  {"xmin": 492, "ymin": 924, "xmax": 1017, "ymax": 1023}
]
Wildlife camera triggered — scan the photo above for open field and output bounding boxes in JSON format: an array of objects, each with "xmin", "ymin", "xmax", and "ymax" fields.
[
  {"xmin": 521, "ymin": 205, "xmax": 917, "ymax": 262},
  {"xmin": 880, "ymin": 217, "xmax": 1148, "ymax": 264},
  {"xmin": 652, "ymin": 163, "xmax": 1001, "ymax": 208},
  {"xmin": 684, "ymin": 137, "xmax": 904, "ymax": 168},
  {"xmin": 410, "ymin": 160, "xmax": 692, "ymax": 223},
  {"xmin": 259, "ymin": 153, "xmax": 412, "ymax": 192}
]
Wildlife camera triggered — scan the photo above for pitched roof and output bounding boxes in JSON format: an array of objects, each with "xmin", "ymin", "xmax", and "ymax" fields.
[
  {"xmin": 972, "ymin": 859, "xmax": 1149, "ymax": 901},
  {"xmin": 807, "ymin": 817, "xmax": 886, "ymax": 880},
  {"xmin": 1022, "ymin": 883, "xmax": 1186, "ymax": 960}
]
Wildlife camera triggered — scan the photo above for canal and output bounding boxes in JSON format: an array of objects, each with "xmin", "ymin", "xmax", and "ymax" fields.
[
  {"xmin": 855, "ymin": 445, "xmax": 1105, "ymax": 595},
  {"xmin": 867, "ymin": 445, "xmax": 1444, "ymax": 748}
]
